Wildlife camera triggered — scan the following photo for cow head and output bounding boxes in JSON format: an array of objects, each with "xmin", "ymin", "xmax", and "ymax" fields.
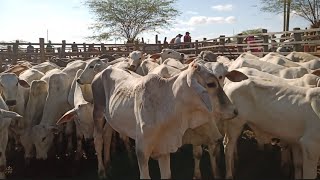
[
  {"xmin": 31, "ymin": 124, "xmax": 60, "ymax": 160},
  {"xmin": 161, "ymin": 49, "xmax": 185, "ymax": 62},
  {"xmin": 204, "ymin": 62, "xmax": 229, "ymax": 87},
  {"xmin": 57, "ymin": 102, "xmax": 94, "ymax": 140},
  {"xmin": 0, "ymin": 73, "xmax": 30, "ymax": 107},
  {"xmin": 128, "ymin": 51, "xmax": 145, "ymax": 72},
  {"xmin": 77, "ymin": 59, "xmax": 107, "ymax": 85},
  {"xmin": 185, "ymin": 62, "xmax": 239, "ymax": 121}
]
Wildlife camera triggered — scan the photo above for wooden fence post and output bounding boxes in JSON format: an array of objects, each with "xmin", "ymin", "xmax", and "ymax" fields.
[
  {"xmin": 163, "ymin": 37, "xmax": 168, "ymax": 48},
  {"xmin": 219, "ymin": 35, "xmax": 225, "ymax": 55},
  {"xmin": 12, "ymin": 40, "xmax": 19, "ymax": 64},
  {"xmin": 155, "ymin": 35, "xmax": 158, "ymax": 44},
  {"xmin": 83, "ymin": 43, "xmax": 87, "ymax": 59},
  {"xmin": 262, "ymin": 29, "xmax": 269, "ymax": 52},
  {"xmin": 101, "ymin": 43, "xmax": 106, "ymax": 54},
  {"xmin": 195, "ymin": 40, "xmax": 199, "ymax": 55},
  {"xmin": 39, "ymin": 38, "xmax": 45, "ymax": 63},
  {"xmin": 236, "ymin": 33, "xmax": 244, "ymax": 52},
  {"xmin": 134, "ymin": 41, "xmax": 139, "ymax": 51},
  {"xmin": 293, "ymin": 27, "xmax": 303, "ymax": 52},
  {"xmin": 61, "ymin": 40, "xmax": 66, "ymax": 58}
]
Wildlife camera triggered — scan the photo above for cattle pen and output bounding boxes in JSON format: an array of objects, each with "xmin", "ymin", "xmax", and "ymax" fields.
[{"xmin": 0, "ymin": 27, "xmax": 319, "ymax": 67}]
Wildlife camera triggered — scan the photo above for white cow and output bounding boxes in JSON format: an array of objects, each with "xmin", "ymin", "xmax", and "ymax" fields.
[
  {"xmin": 0, "ymin": 94, "xmax": 23, "ymax": 179},
  {"xmin": 260, "ymin": 52, "xmax": 301, "ymax": 67},
  {"xmin": 20, "ymin": 80, "xmax": 48, "ymax": 162},
  {"xmin": 286, "ymin": 52, "xmax": 319, "ymax": 62},
  {"xmin": 31, "ymin": 72, "xmax": 72, "ymax": 160},
  {"xmin": 31, "ymin": 62, "xmax": 60, "ymax": 74},
  {"xmin": 298, "ymin": 59, "xmax": 320, "ymax": 70},
  {"xmin": 91, "ymin": 61, "xmax": 239, "ymax": 179},
  {"xmin": 236, "ymin": 67, "xmax": 320, "ymax": 88},
  {"xmin": 135, "ymin": 60, "xmax": 159, "ymax": 76},
  {"xmin": 148, "ymin": 48, "xmax": 185, "ymax": 64},
  {"xmin": 57, "ymin": 69, "xmax": 94, "ymax": 160},
  {"xmin": 223, "ymin": 71, "xmax": 320, "ymax": 179},
  {"xmin": 229, "ymin": 53, "xmax": 310, "ymax": 79}
]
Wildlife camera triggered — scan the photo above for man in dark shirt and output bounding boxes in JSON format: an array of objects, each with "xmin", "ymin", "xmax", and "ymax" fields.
[{"xmin": 183, "ymin": 32, "xmax": 191, "ymax": 48}]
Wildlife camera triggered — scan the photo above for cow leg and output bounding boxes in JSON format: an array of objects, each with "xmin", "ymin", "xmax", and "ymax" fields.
[
  {"xmin": 280, "ymin": 145, "xmax": 294, "ymax": 179},
  {"xmin": 208, "ymin": 143, "xmax": 222, "ymax": 179},
  {"xmin": 158, "ymin": 154, "xmax": 171, "ymax": 179},
  {"xmin": 93, "ymin": 107, "xmax": 106, "ymax": 179},
  {"xmin": 65, "ymin": 121, "xmax": 74, "ymax": 157},
  {"xmin": 0, "ymin": 128, "xmax": 9, "ymax": 179},
  {"xmin": 224, "ymin": 119, "xmax": 245, "ymax": 179},
  {"xmin": 103, "ymin": 123, "xmax": 113, "ymax": 169},
  {"xmin": 136, "ymin": 138, "xmax": 152, "ymax": 179},
  {"xmin": 192, "ymin": 145, "xmax": 202, "ymax": 179},
  {"xmin": 300, "ymin": 138, "xmax": 319, "ymax": 179},
  {"xmin": 120, "ymin": 134, "xmax": 134, "ymax": 166},
  {"xmin": 290, "ymin": 144, "xmax": 302, "ymax": 179},
  {"xmin": 75, "ymin": 128, "xmax": 84, "ymax": 161}
]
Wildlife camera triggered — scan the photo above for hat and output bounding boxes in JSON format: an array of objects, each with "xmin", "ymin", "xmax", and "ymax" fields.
[
  {"xmin": 186, "ymin": 32, "xmax": 190, "ymax": 34},
  {"xmin": 177, "ymin": 34, "xmax": 183, "ymax": 37}
]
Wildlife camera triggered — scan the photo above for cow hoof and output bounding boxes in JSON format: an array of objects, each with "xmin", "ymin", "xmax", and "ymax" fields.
[
  {"xmin": 0, "ymin": 173, "xmax": 5, "ymax": 179},
  {"xmin": 98, "ymin": 169, "xmax": 106, "ymax": 179}
]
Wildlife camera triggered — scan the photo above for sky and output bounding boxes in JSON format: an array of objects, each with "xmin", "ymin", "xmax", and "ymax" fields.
[{"xmin": 0, "ymin": 0, "xmax": 310, "ymax": 44}]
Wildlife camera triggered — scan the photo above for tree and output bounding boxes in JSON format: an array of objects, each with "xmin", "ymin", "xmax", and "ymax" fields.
[
  {"xmin": 241, "ymin": 28, "xmax": 263, "ymax": 35},
  {"xmin": 260, "ymin": 0, "xmax": 320, "ymax": 28},
  {"xmin": 85, "ymin": 0, "xmax": 180, "ymax": 43}
]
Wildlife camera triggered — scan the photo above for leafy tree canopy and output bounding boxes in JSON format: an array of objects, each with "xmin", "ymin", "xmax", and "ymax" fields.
[
  {"xmin": 85, "ymin": 0, "xmax": 180, "ymax": 43},
  {"xmin": 260, "ymin": 0, "xmax": 320, "ymax": 28}
]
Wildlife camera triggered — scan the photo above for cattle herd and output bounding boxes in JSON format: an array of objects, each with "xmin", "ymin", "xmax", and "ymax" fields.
[{"xmin": 0, "ymin": 49, "xmax": 320, "ymax": 179}]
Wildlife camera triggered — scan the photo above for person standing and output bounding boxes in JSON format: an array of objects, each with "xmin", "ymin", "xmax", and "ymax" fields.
[
  {"xmin": 174, "ymin": 34, "xmax": 183, "ymax": 49},
  {"xmin": 183, "ymin": 32, "xmax": 192, "ymax": 48}
]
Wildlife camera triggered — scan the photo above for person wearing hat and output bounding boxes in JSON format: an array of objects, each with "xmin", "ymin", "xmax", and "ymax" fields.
[
  {"xmin": 183, "ymin": 32, "xmax": 191, "ymax": 48},
  {"xmin": 174, "ymin": 34, "xmax": 183, "ymax": 49}
]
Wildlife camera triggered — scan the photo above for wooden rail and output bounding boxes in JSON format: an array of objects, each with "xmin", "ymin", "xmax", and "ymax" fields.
[{"xmin": 0, "ymin": 27, "xmax": 319, "ymax": 65}]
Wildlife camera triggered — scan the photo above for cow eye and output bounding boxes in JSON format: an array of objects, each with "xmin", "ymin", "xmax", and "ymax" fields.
[
  {"xmin": 89, "ymin": 65, "xmax": 94, "ymax": 68},
  {"xmin": 218, "ymin": 76, "xmax": 223, "ymax": 79},
  {"xmin": 207, "ymin": 82, "xmax": 217, "ymax": 88},
  {"xmin": 168, "ymin": 52, "xmax": 172, "ymax": 54},
  {"xmin": 42, "ymin": 137, "xmax": 46, "ymax": 142}
]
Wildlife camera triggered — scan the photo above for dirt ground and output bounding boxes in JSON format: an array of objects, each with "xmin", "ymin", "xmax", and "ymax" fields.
[{"xmin": 3, "ymin": 131, "xmax": 306, "ymax": 180}]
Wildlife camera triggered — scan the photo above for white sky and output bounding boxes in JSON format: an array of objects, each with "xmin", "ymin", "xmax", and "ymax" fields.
[{"xmin": 0, "ymin": 0, "xmax": 310, "ymax": 44}]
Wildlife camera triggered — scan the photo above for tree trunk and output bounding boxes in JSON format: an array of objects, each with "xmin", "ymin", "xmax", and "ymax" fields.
[{"xmin": 286, "ymin": 0, "xmax": 291, "ymax": 31}]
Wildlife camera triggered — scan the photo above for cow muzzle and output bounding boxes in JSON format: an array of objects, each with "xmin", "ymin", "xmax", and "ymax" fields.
[{"xmin": 5, "ymin": 100, "xmax": 16, "ymax": 107}]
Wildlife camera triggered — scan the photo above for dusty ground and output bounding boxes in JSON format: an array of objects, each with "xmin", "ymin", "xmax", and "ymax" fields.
[{"xmin": 5, "ymin": 131, "xmax": 295, "ymax": 180}]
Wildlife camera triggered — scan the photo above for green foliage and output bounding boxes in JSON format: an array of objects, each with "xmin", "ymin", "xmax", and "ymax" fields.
[
  {"xmin": 241, "ymin": 28, "xmax": 263, "ymax": 35},
  {"xmin": 85, "ymin": 0, "xmax": 180, "ymax": 42}
]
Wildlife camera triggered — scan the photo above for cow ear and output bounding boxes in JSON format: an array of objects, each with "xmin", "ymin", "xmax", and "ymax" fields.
[
  {"xmin": 149, "ymin": 53, "xmax": 161, "ymax": 60},
  {"xmin": 56, "ymin": 109, "xmax": 77, "ymax": 125},
  {"xmin": 18, "ymin": 79, "xmax": 30, "ymax": 88},
  {"xmin": 311, "ymin": 69, "xmax": 320, "ymax": 76},
  {"xmin": 226, "ymin": 70, "xmax": 248, "ymax": 82},
  {"xmin": 0, "ymin": 109, "xmax": 22, "ymax": 119},
  {"xmin": 187, "ymin": 67, "xmax": 213, "ymax": 112}
]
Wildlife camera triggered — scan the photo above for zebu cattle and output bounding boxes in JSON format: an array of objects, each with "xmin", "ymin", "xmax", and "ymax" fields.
[
  {"xmin": 223, "ymin": 71, "xmax": 320, "ymax": 179},
  {"xmin": 20, "ymin": 80, "xmax": 48, "ymax": 162},
  {"xmin": 31, "ymin": 60, "xmax": 86, "ymax": 159},
  {"xmin": 91, "ymin": 62, "xmax": 239, "ymax": 179},
  {"xmin": 0, "ymin": 94, "xmax": 22, "ymax": 179},
  {"xmin": 286, "ymin": 52, "xmax": 319, "ymax": 62},
  {"xmin": 57, "ymin": 69, "xmax": 94, "ymax": 160}
]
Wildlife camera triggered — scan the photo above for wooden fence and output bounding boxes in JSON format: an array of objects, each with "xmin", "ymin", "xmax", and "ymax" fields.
[{"xmin": 0, "ymin": 27, "xmax": 319, "ymax": 65}]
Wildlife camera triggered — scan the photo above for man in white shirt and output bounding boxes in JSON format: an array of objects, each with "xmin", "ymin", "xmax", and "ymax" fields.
[{"xmin": 174, "ymin": 34, "xmax": 183, "ymax": 48}]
